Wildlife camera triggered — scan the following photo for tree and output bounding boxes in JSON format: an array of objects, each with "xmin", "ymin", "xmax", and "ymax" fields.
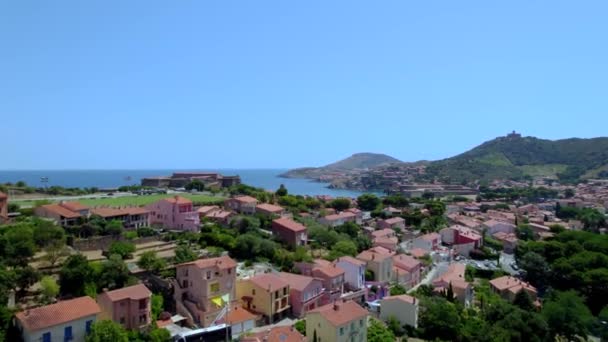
[
  {"xmin": 151, "ymin": 294, "xmax": 164, "ymax": 320},
  {"xmin": 543, "ymin": 291, "xmax": 594, "ymax": 339},
  {"xmin": 386, "ymin": 316, "xmax": 405, "ymax": 337},
  {"xmin": 294, "ymin": 320, "xmax": 306, "ymax": 335},
  {"xmin": 275, "ymin": 184, "xmax": 288, "ymax": 196},
  {"xmin": 60, "ymin": 254, "xmax": 94, "ymax": 296},
  {"xmin": 185, "ymin": 179, "xmax": 205, "ymax": 192},
  {"xmin": 564, "ymin": 188, "xmax": 575, "ymax": 198},
  {"xmin": 174, "ymin": 245, "xmax": 197, "ymax": 264},
  {"xmin": 334, "ymin": 222, "xmax": 359, "ymax": 238},
  {"xmin": 357, "ymin": 194, "xmax": 380, "ymax": 211},
  {"xmin": 86, "ymin": 320, "xmax": 128, "ymax": 342},
  {"xmin": 518, "ymin": 251, "xmax": 550, "ymax": 289},
  {"xmin": 98, "ymin": 255, "xmax": 130, "ymax": 290},
  {"xmin": 4, "ymin": 224, "xmax": 36, "ymax": 266},
  {"xmin": 32, "ymin": 219, "xmax": 65, "ymax": 248},
  {"xmin": 329, "ymin": 240, "xmax": 357, "ymax": 258},
  {"xmin": 367, "ymin": 318, "xmax": 395, "ymax": 342},
  {"xmin": 419, "ymin": 297, "xmax": 461, "ymax": 341},
  {"xmin": 516, "ymin": 224, "xmax": 535, "ymax": 241},
  {"xmin": 147, "ymin": 327, "xmax": 170, "ymax": 342},
  {"xmin": 137, "ymin": 251, "xmax": 166, "ymax": 274},
  {"xmin": 108, "ymin": 241, "xmax": 136, "ymax": 260},
  {"xmin": 44, "ymin": 243, "xmax": 70, "ymax": 268},
  {"xmin": 14, "ymin": 266, "xmax": 40, "ymax": 295},
  {"xmin": 513, "ymin": 289, "xmax": 534, "ymax": 311},
  {"xmin": 329, "ymin": 198, "xmax": 351, "ymax": 211},
  {"xmin": 104, "ymin": 219, "xmax": 124, "ymax": 236},
  {"xmin": 40, "ymin": 276, "xmax": 59, "ymax": 304},
  {"xmin": 389, "ymin": 284, "xmax": 407, "ymax": 296}
]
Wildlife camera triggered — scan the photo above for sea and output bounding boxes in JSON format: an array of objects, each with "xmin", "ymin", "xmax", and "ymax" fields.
[{"xmin": 0, "ymin": 169, "xmax": 377, "ymax": 198}]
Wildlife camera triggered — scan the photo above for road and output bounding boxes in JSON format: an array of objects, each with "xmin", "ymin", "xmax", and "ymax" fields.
[
  {"xmin": 499, "ymin": 252, "xmax": 519, "ymax": 275},
  {"xmin": 408, "ymin": 261, "xmax": 449, "ymax": 293}
]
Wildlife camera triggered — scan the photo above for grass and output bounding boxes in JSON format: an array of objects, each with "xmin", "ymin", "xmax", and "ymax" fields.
[
  {"xmin": 518, "ymin": 164, "xmax": 568, "ymax": 177},
  {"xmin": 14, "ymin": 193, "xmax": 226, "ymax": 208}
]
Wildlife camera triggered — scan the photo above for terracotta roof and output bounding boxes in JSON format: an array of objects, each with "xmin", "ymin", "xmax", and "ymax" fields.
[
  {"xmin": 356, "ymin": 249, "xmax": 391, "ymax": 262},
  {"xmin": 490, "ymin": 276, "xmax": 536, "ymax": 293},
  {"xmin": 39, "ymin": 204, "xmax": 81, "ymax": 219},
  {"xmin": 233, "ymin": 195, "xmax": 258, "ymax": 204},
  {"xmin": 163, "ymin": 196, "xmax": 193, "ymax": 205},
  {"xmin": 197, "ymin": 205, "xmax": 220, "ymax": 215},
  {"xmin": 99, "ymin": 284, "xmax": 151, "ymax": 302},
  {"xmin": 226, "ymin": 307, "xmax": 257, "ymax": 324},
  {"xmin": 91, "ymin": 207, "xmax": 129, "ymax": 218},
  {"xmin": 279, "ymin": 272, "xmax": 318, "ymax": 291},
  {"xmin": 418, "ymin": 232, "xmax": 440, "ymax": 242},
  {"xmin": 433, "ymin": 263, "xmax": 466, "ymax": 286},
  {"xmin": 308, "ymin": 300, "xmax": 368, "ymax": 327},
  {"xmin": 241, "ymin": 326, "xmax": 305, "ymax": 342},
  {"xmin": 335, "ymin": 256, "xmax": 366, "ymax": 266},
  {"xmin": 16, "ymin": 296, "xmax": 100, "ymax": 331},
  {"xmin": 123, "ymin": 207, "xmax": 150, "ymax": 215},
  {"xmin": 273, "ymin": 217, "xmax": 306, "ymax": 232},
  {"xmin": 371, "ymin": 228, "xmax": 395, "ymax": 238},
  {"xmin": 248, "ymin": 273, "xmax": 289, "ymax": 292},
  {"xmin": 382, "ymin": 294, "xmax": 416, "ymax": 305},
  {"xmin": 256, "ymin": 203, "xmax": 284, "ymax": 213},
  {"xmin": 409, "ymin": 248, "xmax": 428, "ymax": 258},
  {"xmin": 312, "ymin": 265, "xmax": 345, "ymax": 278},
  {"xmin": 393, "ymin": 254, "xmax": 421, "ymax": 271},
  {"xmin": 59, "ymin": 201, "xmax": 89, "ymax": 212},
  {"xmin": 207, "ymin": 210, "xmax": 233, "ymax": 219},
  {"xmin": 181, "ymin": 255, "xmax": 237, "ymax": 270},
  {"xmin": 383, "ymin": 217, "xmax": 405, "ymax": 225},
  {"xmin": 323, "ymin": 212, "xmax": 356, "ymax": 221}
]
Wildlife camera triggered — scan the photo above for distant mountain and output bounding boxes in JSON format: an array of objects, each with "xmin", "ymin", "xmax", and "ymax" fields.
[
  {"xmin": 422, "ymin": 133, "xmax": 608, "ymax": 184},
  {"xmin": 280, "ymin": 153, "xmax": 401, "ymax": 178}
]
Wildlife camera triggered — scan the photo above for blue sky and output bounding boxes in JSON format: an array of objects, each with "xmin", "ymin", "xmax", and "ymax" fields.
[{"xmin": 1, "ymin": 1, "xmax": 607, "ymax": 169}]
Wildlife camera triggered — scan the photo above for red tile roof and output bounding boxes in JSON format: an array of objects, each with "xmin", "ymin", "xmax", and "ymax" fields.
[
  {"xmin": 16, "ymin": 296, "xmax": 100, "ymax": 331},
  {"xmin": 279, "ymin": 272, "xmax": 318, "ymax": 291},
  {"xmin": 123, "ymin": 207, "xmax": 150, "ymax": 215},
  {"xmin": 393, "ymin": 254, "xmax": 421, "ymax": 271},
  {"xmin": 383, "ymin": 217, "xmax": 405, "ymax": 225},
  {"xmin": 249, "ymin": 273, "xmax": 289, "ymax": 292},
  {"xmin": 256, "ymin": 203, "xmax": 284, "ymax": 213},
  {"xmin": 419, "ymin": 232, "xmax": 440, "ymax": 242},
  {"xmin": 39, "ymin": 204, "xmax": 81, "ymax": 219},
  {"xmin": 489, "ymin": 276, "xmax": 536, "ymax": 293},
  {"xmin": 99, "ymin": 284, "xmax": 152, "ymax": 302},
  {"xmin": 273, "ymin": 217, "xmax": 306, "ymax": 232},
  {"xmin": 181, "ymin": 255, "xmax": 237, "ymax": 270},
  {"xmin": 91, "ymin": 207, "xmax": 129, "ymax": 218},
  {"xmin": 234, "ymin": 195, "xmax": 258, "ymax": 204},
  {"xmin": 335, "ymin": 256, "xmax": 366, "ymax": 266},
  {"xmin": 312, "ymin": 265, "xmax": 345, "ymax": 279},
  {"xmin": 382, "ymin": 294, "xmax": 416, "ymax": 305},
  {"xmin": 308, "ymin": 300, "xmax": 368, "ymax": 327},
  {"xmin": 163, "ymin": 196, "xmax": 193, "ymax": 204},
  {"xmin": 59, "ymin": 201, "xmax": 89, "ymax": 212},
  {"xmin": 226, "ymin": 307, "xmax": 257, "ymax": 324},
  {"xmin": 241, "ymin": 326, "xmax": 305, "ymax": 342}
]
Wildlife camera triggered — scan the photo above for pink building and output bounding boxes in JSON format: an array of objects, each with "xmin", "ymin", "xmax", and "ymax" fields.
[
  {"xmin": 146, "ymin": 196, "xmax": 200, "ymax": 231},
  {"xmin": 412, "ymin": 233, "xmax": 441, "ymax": 252},
  {"xmin": 392, "ymin": 254, "xmax": 422, "ymax": 289},
  {"xmin": 271, "ymin": 217, "xmax": 308, "ymax": 248},
  {"xmin": 318, "ymin": 212, "xmax": 356, "ymax": 227},
  {"xmin": 483, "ymin": 220, "xmax": 516, "ymax": 235},
  {"xmin": 0, "ymin": 192, "xmax": 8, "ymax": 223},
  {"xmin": 377, "ymin": 217, "xmax": 406, "ymax": 231},
  {"xmin": 345, "ymin": 208, "xmax": 364, "ymax": 224},
  {"xmin": 278, "ymin": 272, "xmax": 324, "ymax": 317},
  {"xmin": 225, "ymin": 196, "xmax": 258, "ymax": 214},
  {"xmin": 173, "ymin": 256, "xmax": 237, "ymax": 327},
  {"xmin": 97, "ymin": 284, "xmax": 152, "ymax": 331},
  {"xmin": 256, "ymin": 203, "xmax": 285, "ymax": 216},
  {"xmin": 312, "ymin": 265, "xmax": 345, "ymax": 305}
]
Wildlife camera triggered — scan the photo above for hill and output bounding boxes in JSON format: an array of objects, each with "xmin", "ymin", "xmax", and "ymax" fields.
[
  {"xmin": 422, "ymin": 134, "xmax": 608, "ymax": 184},
  {"xmin": 280, "ymin": 153, "xmax": 401, "ymax": 178}
]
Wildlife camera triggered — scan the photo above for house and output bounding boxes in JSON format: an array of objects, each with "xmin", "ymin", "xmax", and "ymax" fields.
[
  {"xmin": 335, "ymin": 256, "xmax": 367, "ymax": 303},
  {"xmin": 312, "ymin": 265, "xmax": 345, "ymax": 304},
  {"xmin": 392, "ymin": 254, "xmax": 422, "ymax": 289},
  {"xmin": 412, "ymin": 232, "xmax": 441, "ymax": 252},
  {"xmin": 97, "ymin": 284, "xmax": 152, "ymax": 330},
  {"xmin": 372, "ymin": 236, "xmax": 399, "ymax": 252},
  {"xmin": 225, "ymin": 307, "xmax": 258, "ymax": 339},
  {"xmin": 198, "ymin": 206, "xmax": 234, "ymax": 226},
  {"xmin": 237, "ymin": 273, "xmax": 290, "ymax": 324},
  {"xmin": 173, "ymin": 256, "xmax": 237, "ymax": 327},
  {"xmin": 356, "ymin": 248, "xmax": 393, "ymax": 283},
  {"xmin": 439, "ymin": 225, "xmax": 483, "ymax": 257},
  {"xmin": 483, "ymin": 220, "xmax": 516, "ymax": 236},
  {"xmin": 345, "ymin": 208, "xmax": 364, "ymax": 224},
  {"xmin": 241, "ymin": 325, "xmax": 305, "ymax": 342},
  {"xmin": 492, "ymin": 232, "xmax": 519, "ymax": 254},
  {"xmin": 305, "ymin": 301, "xmax": 368, "ymax": 342},
  {"xmin": 369, "ymin": 228, "xmax": 396, "ymax": 240},
  {"xmin": 489, "ymin": 276, "xmax": 538, "ymax": 303},
  {"xmin": 256, "ymin": 203, "xmax": 285, "ymax": 217},
  {"xmin": 58, "ymin": 201, "xmax": 90, "ymax": 217},
  {"xmin": 146, "ymin": 196, "xmax": 200, "ymax": 231},
  {"xmin": 35, "ymin": 204, "xmax": 83, "ymax": 226},
  {"xmin": 197, "ymin": 205, "xmax": 220, "ymax": 216},
  {"xmin": 432, "ymin": 263, "xmax": 473, "ymax": 306},
  {"xmin": 0, "ymin": 192, "xmax": 8, "ymax": 223},
  {"xmin": 383, "ymin": 206, "xmax": 401, "ymax": 216},
  {"xmin": 377, "ymin": 217, "xmax": 406, "ymax": 231},
  {"xmin": 279, "ymin": 272, "xmax": 324, "ymax": 317},
  {"xmin": 318, "ymin": 212, "xmax": 356, "ymax": 227},
  {"xmin": 225, "ymin": 196, "xmax": 258, "ymax": 215},
  {"xmin": 90, "ymin": 207, "xmax": 150, "ymax": 229},
  {"xmin": 15, "ymin": 296, "xmax": 100, "ymax": 342},
  {"xmin": 380, "ymin": 294, "xmax": 418, "ymax": 328},
  {"xmin": 272, "ymin": 217, "xmax": 308, "ymax": 248},
  {"xmin": 528, "ymin": 222, "xmax": 550, "ymax": 235}
]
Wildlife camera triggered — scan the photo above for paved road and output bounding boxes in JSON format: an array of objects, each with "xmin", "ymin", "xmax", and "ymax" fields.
[{"xmin": 499, "ymin": 252, "xmax": 519, "ymax": 275}]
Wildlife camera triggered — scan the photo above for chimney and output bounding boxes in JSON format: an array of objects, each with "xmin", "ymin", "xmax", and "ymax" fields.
[{"xmin": 333, "ymin": 300, "xmax": 339, "ymax": 311}]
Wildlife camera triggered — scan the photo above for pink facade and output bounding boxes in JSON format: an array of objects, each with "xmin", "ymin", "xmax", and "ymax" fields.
[
  {"xmin": 279, "ymin": 272, "xmax": 324, "ymax": 317},
  {"xmin": 146, "ymin": 196, "xmax": 200, "ymax": 231},
  {"xmin": 0, "ymin": 192, "xmax": 8, "ymax": 223},
  {"xmin": 271, "ymin": 218, "xmax": 308, "ymax": 248},
  {"xmin": 392, "ymin": 254, "xmax": 422, "ymax": 289},
  {"xmin": 97, "ymin": 284, "xmax": 152, "ymax": 331},
  {"xmin": 312, "ymin": 265, "xmax": 345, "ymax": 305}
]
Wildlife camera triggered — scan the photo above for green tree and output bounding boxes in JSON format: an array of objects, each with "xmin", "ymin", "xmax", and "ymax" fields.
[
  {"xmin": 294, "ymin": 320, "xmax": 306, "ymax": 335},
  {"xmin": 513, "ymin": 289, "xmax": 534, "ymax": 311},
  {"xmin": 14, "ymin": 266, "xmax": 40, "ymax": 295},
  {"xmin": 389, "ymin": 284, "xmax": 407, "ymax": 296},
  {"xmin": 518, "ymin": 251, "xmax": 550, "ymax": 289},
  {"xmin": 564, "ymin": 188, "xmax": 575, "ymax": 198},
  {"xmin": 516, "ymin": 224, "xmax": 535, "ymax": 241},
  {"xmin": 386, "ymin": 316, "xmax": 405, "ymax": 337},
  {"xmin": 174, "ymin": 245, "xmax": 197, "ymax": 264},
  {"xmin": 151, "ymin": 294, "xmax": 164, "ymax": 320},
  {"xmin": 4, "ymin": 224, "xmax": 36, "ymax": 266},
  {"xmin": 104, "ymin": 219, "xmax": 124, "ymax": 236},
  {"xmin": 147, "ymin": 327, "xmax": 170, "ymax": 342},
  {"xmin": 275, "ymin": 184, "xmax": 288, "ymax": 196},
  {"xmin": 43, "ymin": 243, "xmax": 70, "ymax": 268},
  {"xmin": 60, "ymin": 254, "xmax": 94, "ymax": 296},
  {"xmin": 98, "ymin": 255, "xmax": 131, "ymax": 290},
  {"xmin": 419, "ymin": 297, "xmax": 461, "ymax": 341},
  {"xmin": 329, "ymin": 198, "xmax": 351, "ymax": 211},
  {"xmin": 108, "ymin": 241, "xmax": 136, "ymax": 259},
  {"xmin": 357, "ymin": 194, "xmax": 380, "ymax": 211},
  {"xmin": 185, "ymin": 179, "xmax": 205, "ymax": 192},
  {"xmin": 32, "ymin": 219, "xmax": 65, "ymax": 248},
  {"xmin": 334, "ymin": 222, "xmax": 359, "ymax": 238},
  {"xmin": 543, "ymin": 291, "xmax": 594, "ymax": 340},
  {"xmin": 329, "ymin": 240, "xmax": 357, "ymax": 258},
  {"xmin": 367, "ymin": 318, "xmax": 395, "ymax": 342},
  {"xmin": 86, "ymin": 320, "xmax": 128, "ymax": 342},
  {"xmin": 137, "ymin": 251, "xmax": 166, "ymax": 274},
  {"xmin": 40, "ymin": 276, "xmax": 59, "ymax": 304}
]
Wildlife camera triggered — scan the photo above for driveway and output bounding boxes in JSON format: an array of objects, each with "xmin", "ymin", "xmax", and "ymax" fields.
[{"xmin": 408, "ymin": 261, "xmax": 449, "ymax": 293}]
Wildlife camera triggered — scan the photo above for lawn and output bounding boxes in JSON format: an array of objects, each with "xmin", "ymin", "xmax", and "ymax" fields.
[{"xmin": 14, "ymin": 193, "xmax": 226, "ymax": 208}]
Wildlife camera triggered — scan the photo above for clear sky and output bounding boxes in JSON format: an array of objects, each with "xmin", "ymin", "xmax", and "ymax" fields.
[{"xmin": 1, "ymin": 1, "xmax": 607, "ymax": 170}]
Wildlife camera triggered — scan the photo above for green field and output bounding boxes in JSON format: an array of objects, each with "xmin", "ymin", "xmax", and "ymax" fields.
[{"xmin": 14, "ymin": 193, "xmax": 226, "ymax": 208}]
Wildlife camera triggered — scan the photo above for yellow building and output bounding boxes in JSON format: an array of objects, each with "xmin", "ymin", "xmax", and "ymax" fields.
[
  {"xmin": 236, "ymin": 273, "xmax": 290, "ymax": 324},
  {"xmin": 305, "ymin": 301, "xmax": 368, "ymax": 342}
]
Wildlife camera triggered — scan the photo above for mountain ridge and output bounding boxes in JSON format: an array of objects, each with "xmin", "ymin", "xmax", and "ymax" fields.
[{"xmin": 280, "ymin": 153, "xmax": 402, "ymax": 178}]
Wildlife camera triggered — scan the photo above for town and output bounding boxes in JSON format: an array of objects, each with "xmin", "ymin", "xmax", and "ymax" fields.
[{"xmin": 0, "ymin": 172, "xmax": 607, "ymax": 342}]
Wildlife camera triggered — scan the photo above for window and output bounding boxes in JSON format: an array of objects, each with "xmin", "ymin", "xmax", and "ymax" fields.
[
  {"xmin": 275, "ymin": 290, "xmax": 279, "ymax": 298},
  {"xmin": 86, "ymin": 320, "xmax": 93, "ymax": 334},
  {"xmin": 120, "ymin": 317, "xmax": 126, "ymax": 324},
  {"xmin": 64, "ymin": 326, "xmax": 73, "ymax": 341},
  {"xmin": 42, "ymin": 332, "xmax": 51, "ymax": 342},
  {"xmin": 184, "ymin": 269, "xmax": 189, "ymax": 277},
  {"xmin": 139, "ymin": 299, "xmax": 147, "ymax": 309},
  {"xmin": 182, "ymin": 280, "xmax": 188, "ymax": 288},
  {"xmin": 283, "ymin": 288, "xmax": 288, "ymax": 296},
  {"xmin": 359, "ymin": 319, "xmax": 363, "ymax": 327},
  {"xmin": 252, "ymin": 289, "xmax": 256, "ymax": 295},
  {"xmin": 351, "ymin": 322, "xmax": 354, "ymax": 330},
  {"xmin": 139, "ymin": 314, "xmax": 147, "ymax": 324},
  {"xmin": 340, "ymin": 327, "xmax": 344, "ymax": 336},
  {"xmin": 206, "ymin": 271, "xmax": 212, "ymax": 279},
  {"xmin": 228, "ymin": 268, "xmax": 232, "ymax": 274}
]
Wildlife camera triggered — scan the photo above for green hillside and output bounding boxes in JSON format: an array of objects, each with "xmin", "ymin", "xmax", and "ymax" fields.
[
  {"xmin": 280, "ymin": 153, "xmax": 401, "ymax": 178},
  {"xmin": 422, "ymin": 135, "xmax": 608, "ymax": 184}
]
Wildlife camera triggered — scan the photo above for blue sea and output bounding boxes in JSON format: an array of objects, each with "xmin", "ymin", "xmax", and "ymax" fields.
[{"xmin": 0, "ymin": 169, "xmax": 375, "ymax": 198}]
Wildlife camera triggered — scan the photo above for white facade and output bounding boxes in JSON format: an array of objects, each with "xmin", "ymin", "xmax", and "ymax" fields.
[
  {"xmin": 380, "ymin": 297, "xmax": 418, "ymax": 328},
  {"xmin": 412, "ymin": 237, "xmax": 433, "ymax": 251},
  {"xmin": 230, "ymin": 319, "xmax": 255, "ymax": 339},
  {"xmin": 335, "ymin": 260, "xmax": 365, "ymax": 290},
  {"xmin": 19, "ymin": 314, "xmax": 97, "ymax": 342}
]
